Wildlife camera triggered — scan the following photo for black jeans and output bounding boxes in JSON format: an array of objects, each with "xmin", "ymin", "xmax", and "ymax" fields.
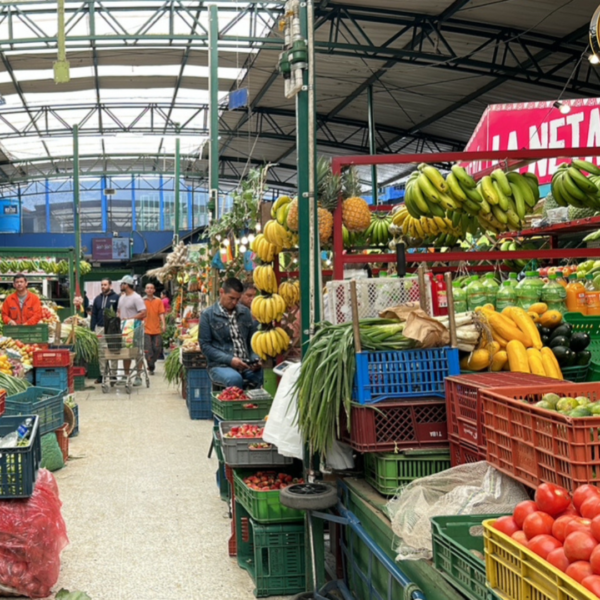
[{"xmin": 145, "ymin": 334, "xmax": 162, "ymax": 371}]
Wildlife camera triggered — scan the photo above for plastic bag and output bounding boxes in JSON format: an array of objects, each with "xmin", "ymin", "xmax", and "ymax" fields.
[
  {"xmin": 386, "ymin": 462, "xmax": 529, "ymax": 561},
  {"xmin": 40, "ymin": 434, "xmax": 65, "ymax": 472},
  {"xmin": 263, "ymin": 363, "xmax": 304, "ymax": 460},
  {"xmin": 0, "ymin": 469, "xmax": 69, "ymax": 598}
]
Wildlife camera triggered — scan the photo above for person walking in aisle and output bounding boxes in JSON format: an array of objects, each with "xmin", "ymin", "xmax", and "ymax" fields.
[
  {"xmin": 90, "ymin": 278, "xmax": 120, "ymax": 384},
  {"xmin": 143, "ymin": 283, "xmax": 165, "ymax": 375},
  {"xmin": 199, "ymin": 277, "xmax": 262, "ymax": 389},
  {"xmin": 117, "ymin": 276, "xmax": 147, "ymax": 386},
  {"xmin": 240, "ymin": 283, "xmax": 257, "ymax": 310},
  {"xmin": 2, "ymin": 274, "xmax": 43, "ymax": 326},
  {"xmin": 161, "ymin": 290, "xmax": 171, "ymax": 313}
]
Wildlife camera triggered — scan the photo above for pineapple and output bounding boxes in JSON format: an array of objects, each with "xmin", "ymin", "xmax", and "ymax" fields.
[
  {"xmin": 318, "ymin": 207, "xmax": 333, "ymax": 243},
  {"xmin": 342, "ymin": 167, "xmax": 371, "ymax": 232},
  {"xmin": 286, "ymin": 198, "xmax": 299, "ymax": 231}
]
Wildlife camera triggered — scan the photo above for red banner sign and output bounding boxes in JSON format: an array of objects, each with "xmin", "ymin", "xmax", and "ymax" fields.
[{"xmin": 464, "ymin": 98, "xmax": 600, "ymax": 184}]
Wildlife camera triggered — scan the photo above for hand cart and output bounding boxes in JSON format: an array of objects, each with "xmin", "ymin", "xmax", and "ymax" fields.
[{"xmin": 98, "ymin": 323, "xmax": 149, "ymax": 394}]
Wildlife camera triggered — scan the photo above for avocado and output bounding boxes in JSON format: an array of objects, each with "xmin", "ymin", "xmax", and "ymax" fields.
[
  {"xmin": 550, "ymin": 336, "xmax": 570, "ymax": 349},
  {"xmin": 565, "ymin": 349, "xmax": 577, "ymax": 367},
  {"xmin": 539, "ymin": 327, "xmax": 552, "ymax": 338},
  {"xmin": 550, "ymin": 325, "xmax": 572, "ymax": 340},
  {"xmin": 570, "ymin": 332, "xmax": 591, "ymax": 352},
  {"xmin": 577, "ymin": 350, "xmax": 592, "ymax": 366},
  {"xmin": 541, "ymin": 335, "xmax": 550, "ymax": 345}
]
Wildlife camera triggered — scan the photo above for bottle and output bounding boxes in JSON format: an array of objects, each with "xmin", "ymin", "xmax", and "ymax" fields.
[
  {"xmin": 466, "ymin": 276, "xmax": 488, "ymax": 311},
  {"xmin": 452, "ymin": 281, "xmax": 468, "ymax": 313},
  {"xmin": 585, "ymin": 274, "xmax": 600, "ymax": 316},
  {"xmin": 496, "ymin": 281, "xmax": 517, "ymax": 312},
  {"xmin": 0, "ymin": 417, "xmax": 34, "ymax": 449},
  {"xmin": 566, "ymin": 274, "xmax": 587, "ymax": 314},
  {"xmin": 482, "ymin": 273, "xmax": 499, "ymax": 307},
  {"xmin": 516, "ymin": 271, "xmax": 541, "ymax": 311},
  {"xmin": 433, "ymin": 275, "xmax": 448, "ymax": 316},
  {"xmin": 542, "ymin": 274, "xmax": 567, "ymax": 313},
  {"xmin": 506, "ymin": 272, "xmax": 519, "ymax": 288}
]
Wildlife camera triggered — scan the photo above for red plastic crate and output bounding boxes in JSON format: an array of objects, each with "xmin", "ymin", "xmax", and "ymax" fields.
[
  {"xmin": 0, "ymin": 390, "xmax": 5, "ymax": 417},
  {"xmin": 445, "ymin": 373, "xmax": 555, "ymax": 453},
  {"xmin": 481, "ymin": 382, "xmax": 600, "ymax": 491},
  {"xmin": 72, "ymin": 366, "xmax": 86, "ymax": 377},
  {"xmin": 55, "ymin": 423, "xmax": 69, "ymax": 463},
  {"xmin": 343, "ymin": 398, "xmax": 449, "ymax": 453},
  {"xmin": 33, "ymin": 349, "xmax": 73, "ymax": 368},
  {"xmin": 449, "ymin": 435, "xmax": 485, "ymax": 467}
]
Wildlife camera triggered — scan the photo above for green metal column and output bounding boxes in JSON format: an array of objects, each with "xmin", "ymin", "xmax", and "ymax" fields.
[
  {"xmin": 174, "ymin": 132, "xmax": 180, "ymax": 243},
  {"xmin": 209, "ymin": 4, "xmax": 219, "ymax": 220},
  {"xmin": 367, "ymin": 85, "xmax": 378, "ymax": 204},
  {"xmin": 73, "ymin": 124, "xmax": 81, "ymax": 313}
]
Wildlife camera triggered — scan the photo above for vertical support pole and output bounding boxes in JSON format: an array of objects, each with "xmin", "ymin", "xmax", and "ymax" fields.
[
  {"xmin": 367, "ymin": 85, "xmax": 377, "ymax": 204},
  {"xmin": 159, "ymin": 174, "xmax": 165, "ymax": 231},
  {"xmin": 417, "ymin": 264, "xmax": 427, "ymax": 312},
  {"xmin": 209, "ymin": 4, "xmax": 219, "ymax": 220},
  {"xmin": 445, "ymin": 271, "xmax": 457, "ymax": 348},
  {"xmin": 174, "ymin": 133, "xmax": 180, "ymax": 243},
  {"xmin": 73, "ymin": 125, "xmax": 81, "ymax": 302},
  {"xmin": 131, "ymin": 174, "xmax": 137, "ymax": 232},
  {"xmin": 45, "ymin": 179, "xmax": 51, "ymax": 232},
  {"xmin": 101, "ymin": 175, "xmax": 107, "ymax": 232}
]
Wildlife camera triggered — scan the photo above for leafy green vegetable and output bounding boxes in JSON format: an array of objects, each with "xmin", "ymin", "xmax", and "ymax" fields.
[{"xmin": 56, "ymin": 589, "xmax": 92, "ymax": 600}]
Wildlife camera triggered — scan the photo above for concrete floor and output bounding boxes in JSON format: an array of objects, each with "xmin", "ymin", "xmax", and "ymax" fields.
[{"xmin": 44, "ymin": 362, "xmax": 291, "ymax": 600}]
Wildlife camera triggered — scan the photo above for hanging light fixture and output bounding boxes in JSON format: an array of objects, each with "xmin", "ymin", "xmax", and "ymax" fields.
[
  {"xmin": 590, "ymin": 54, "xmax": 600, "ymax": 64},
  {"xmin": 553, "ymin": 101, "xmax": 571, "ymax": 115}
]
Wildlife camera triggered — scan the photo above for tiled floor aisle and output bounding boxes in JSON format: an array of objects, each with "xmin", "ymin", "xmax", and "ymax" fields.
[{"xmin": 48, "ymin": 362, "xmax": 284, "ymax": 600}]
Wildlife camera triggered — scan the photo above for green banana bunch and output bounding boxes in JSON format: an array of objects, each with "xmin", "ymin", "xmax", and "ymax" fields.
[
  {"xmin": 366, "ymin": 213, "xmax": 392, "ymax": 246},
  {"xmin": 551, "ymin": 160, "xmax": 600, "ymax": 210}
]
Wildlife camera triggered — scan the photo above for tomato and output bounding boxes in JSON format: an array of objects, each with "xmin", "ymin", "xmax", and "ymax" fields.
[
  {"xmin": 592, "ymin": 516, "xmax": 600, "ymax": 543},
  {"xmin": 528, "ymin": 534, "xmax": 562, "ymax": 560},
  {"xmin": 535, "ymin": 483, "xmax": 572, "ymax": 517},
  {"xmin": 552, "ymin": 515, "xmax": 576, "ymax": 542},
  {"xmin": 523, "ymin": 511, "xmax": 555, "ymax": 540},
  {"xmin": 547, "ymin": 547, "xmax": 570, "ymax": 572},
  {"xmin": 567, "ymin": 561, "xmax": 594, "ymax": 584},
  {"xmin": 511, "ymin": 530, "xmax": 528, "ymax": 545},
  {"xmin": 513, "ymin": 501, "xmax": 539, "ymax": 528},
  {"xmin": 574, "ymin": 485, "xmax": 600, "ymax": 512},
  {"xmin": 581, "ymin": 496, "xmax": 600, "ymax": 520},
  {"xmin": 492, "ymin": 516, "xmax": 520, "ymax": 537},
  {"xmin": 566, "ymin": 517, "xmax": 592, "ymax": 536},
  {"xmin": 564, "ymin": 531, "xmax": 599, "ymax": 563},
  {"xmin": 590, "ymin": 544, "xmax": 600, "ymax": 574},
  {"xmin": 558, "ymin": 504, "xmax": 579, "ymax": 517},
  {"xmin": 583, "ymin": 575, "xmax": 600, "ymax": 595}
]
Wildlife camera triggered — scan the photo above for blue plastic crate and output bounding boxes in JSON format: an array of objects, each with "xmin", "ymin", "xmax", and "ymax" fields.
[
  {"xmin": 70, "ymin": 404, "xmax": 79, "ymax": 438},
  {"xmin": 0, "ymin": 415, "xmax": 41, "ymax": 498},
  {"xmin": 6, "ymin": 387, "xmax": 65, "ymax": 435},
  {"xmin": 186, "ymin": 368, "xmax": 212, "ymax": 420},
  {"xmin": 35, "ymin": 367, "xmax": 71, "ymax": 391},
  {"xmin": 354, "ymin": 347, "xmax": 460, "ymax": 404}
]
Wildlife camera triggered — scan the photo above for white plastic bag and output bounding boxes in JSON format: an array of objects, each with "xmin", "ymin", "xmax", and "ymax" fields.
[
  {"xmin": 262, "ymin": 363, "xmax": 304, "ymax": 460},
  {"xmin": 386, "ymin": 462, "xmax": 529, "ymax": 561}
]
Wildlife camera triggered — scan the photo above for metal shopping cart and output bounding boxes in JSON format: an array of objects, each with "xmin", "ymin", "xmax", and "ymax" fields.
[{"xmin": 98, "ymin": 322, "xmax": 149, "ymax": 394}]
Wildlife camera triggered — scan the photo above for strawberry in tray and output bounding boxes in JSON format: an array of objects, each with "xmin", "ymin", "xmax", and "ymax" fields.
[
  {"xmin": 218, "ymin": 386, "xmax": 249, "ymax": 401},
  {"xmin": 243, "ymin": 471, "xmax": 305, "ymax": 491},
  {"xmin": 224, "ymin": 423, "xmax": 264, "ymax": 438}
]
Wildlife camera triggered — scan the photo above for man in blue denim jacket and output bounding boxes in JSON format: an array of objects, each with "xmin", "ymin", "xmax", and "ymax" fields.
[{"xmin": 199, "ymin": 277, "xmax": 263, "ymax": 389}]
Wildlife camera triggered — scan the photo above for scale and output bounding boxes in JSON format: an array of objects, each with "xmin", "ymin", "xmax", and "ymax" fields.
[
  {"xmin": 272, "ymin": 360, "xmax": 299, "ymax": 377},
  {"xmin": 246, "ymin": 388, "xmax": 273, "ymax": 401}
]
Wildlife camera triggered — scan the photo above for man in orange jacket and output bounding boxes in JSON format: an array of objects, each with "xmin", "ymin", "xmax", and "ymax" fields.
[{"xmin": 2, "ymin": 274, "xmax": 42, "ymax": 325}]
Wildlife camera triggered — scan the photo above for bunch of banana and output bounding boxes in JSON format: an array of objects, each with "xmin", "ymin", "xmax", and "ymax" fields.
[
  {"xmin": 254, "ymin": 264, "xmax": 278, "ymax": 294},
  {"xmin": 404, "ymin": 163, "xmax": 460, "ymax": 219},
  {"xmin": 401, "ymin": 214, "xmax": 462, "ymax": 245},
  {"xmin": 551, "ymin": 160, "xmax": 600, "ymax": 209},
  {"xmin": 264, "ymin": 219, "xmax": 294, "ymax": 249},
  {"xmin": 270, "ymin": 195, "xmax": 293, "ymax": 223},
  {"xmin": 251, "ymin": 293, "xmax": 287, "ymax": 324},
  {"xmin": 251, "ymin": 327, "xmax": 291, "ymax": 360},
  {"xmin": 250, "ymin": 234, "xmax": 281, "ymax": 263},
  {"xmin": 500, "ymin": 238, "xmax": 539, "ymax": 269},
  {"xmin": 279, "ymin": 280, "xmax": 300, "ymax": 308},
  {"xmin": 366, "ymin": 213, "xmax": 392, "ymax": 246}
]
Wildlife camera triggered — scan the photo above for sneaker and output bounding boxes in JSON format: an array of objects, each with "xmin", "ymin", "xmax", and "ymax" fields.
[
  {"xmin": 133, "ymin": 377, "xmax": 143, "ymax": 387},
  {"xmin": 95, "ymin": 378, "xmax": 102, "ymax": 384},
  {"xmin": 149, "ymin": 370, "xmax": 155, "ymax": 376}
]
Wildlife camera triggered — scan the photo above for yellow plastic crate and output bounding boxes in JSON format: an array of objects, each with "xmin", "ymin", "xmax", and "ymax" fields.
[{"xmin": 483, "ymin": 519, "xmax": 597, "ymax": 600}]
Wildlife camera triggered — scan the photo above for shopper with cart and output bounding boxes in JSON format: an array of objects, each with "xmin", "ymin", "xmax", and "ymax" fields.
[
  {"xmin": 1, "ymin": 274, "xmax": 42, "ymax": 326},
  {"xmin": 143, "ymin": 282, "xmax": 165, "ymax": 375},
  {"xmin": 90, "ymin": 278, "xmax": 120, "ymax": 384},
  {"xmin": 117, "ymin": 276, "xmax": 147, "ymax": 387},
  {"xmin": 199, "ymin": 277, "xmax": 262, "ymax": 389}
]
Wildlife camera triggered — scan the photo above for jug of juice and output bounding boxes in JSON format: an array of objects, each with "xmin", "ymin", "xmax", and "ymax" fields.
[{"xmin": 566, "ymin": 274, "xmax": 586, "ymax": 314}]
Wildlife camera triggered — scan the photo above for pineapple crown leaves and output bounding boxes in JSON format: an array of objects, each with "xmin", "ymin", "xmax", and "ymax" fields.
[{"xmin": 316, "ymin": 156, "xmax": 342, "ymax": 212}]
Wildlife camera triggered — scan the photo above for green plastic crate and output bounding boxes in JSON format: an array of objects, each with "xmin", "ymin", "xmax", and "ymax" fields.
[
  {"xmin": 217, "ymin": 460, "xmax": 231, "ymax": 503},
  {"xmin": 6, "ymin": 387, "xmax": 64, "ymax": 435},
  {"xmin": 364, "ymin": 450, "xmax": 451, "ymax": 497},
  {"xmin": 85, "ymin": 360, "xmax": 101, "ymax": 380},
  {"xmin": 235, "ymin": 501, "xmax": 306, "ymax": 598},
  {"xmin": 561, "ymin": 364, "xmax": 590, "ymax": 382},
  {"xmin": 74, "ymin": 376, "xmax": 86, "ymax": 391},
  {"xmin": 233, "ymin": 469, "xmax": 304, "ymax": 524},
  {"xmin": 564, "ymin": 312, "xmax": 600, "ymax": 360},
  {"xmin": 431, "ymin": 514, "xmax": 506, "ymax": 600},
  {"xmin": 3, "ymin": 324, "xmax": 49, "ymax": 344},
  {"xmin": 211, "ymin": 393, "xmax": 272, "ymax": 421}
]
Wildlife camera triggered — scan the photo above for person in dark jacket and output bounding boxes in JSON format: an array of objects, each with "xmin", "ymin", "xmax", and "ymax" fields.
[
  {"xmin": 199, "ymin": 277, "xmax": 262, "ymax": 389},
  {"xmin": 90, "ymin": 279, "xmax": 120, "ymax": 383}
]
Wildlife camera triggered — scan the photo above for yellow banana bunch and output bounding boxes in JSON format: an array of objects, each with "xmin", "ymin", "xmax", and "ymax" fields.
[
  {"xmin": 254, "ymin": 264, "xmax": 278, "ymax": 294},
  {"xmin": 251, "ymin": 293, "xmax": 286, "ymax": 324},
  {"xmin": 391, "ymin": 206, "xmax": 409, "ymax": 227},
  {"xmin": 279, "ymin": 280, "xmax": 300, "ymax": 308},
  {"xmin": 264, "ymin": 220, "xmax": 293, "ymax": 249},
  {"xmin": 251, "ymin": 327, "xmax": 291, "ymax": 360},
  {"xmin": 270, "ymin": 195, "xmax": 292, "ymax": 220},
  {"xmin": 250, "ymin": 234, "xmax": 281, "ymax": 263}
]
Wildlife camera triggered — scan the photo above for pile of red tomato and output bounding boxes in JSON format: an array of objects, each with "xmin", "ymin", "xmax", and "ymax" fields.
[
  {"xmin": 217, "ymin": 387, "xmax": 249, "ymax": 401},
  {"xmin": 493, "ymin": 483, "xmax": 600, "ymax": 595}
]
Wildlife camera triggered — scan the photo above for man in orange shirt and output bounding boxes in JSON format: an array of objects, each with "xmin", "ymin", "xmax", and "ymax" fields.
[
  {"xmin": 143, "ymin": 282, "xmax": 166, "ymax": 375},
  {"xmin": 2, "ymin": 274, "xmax": 42, "ymax": 325}
]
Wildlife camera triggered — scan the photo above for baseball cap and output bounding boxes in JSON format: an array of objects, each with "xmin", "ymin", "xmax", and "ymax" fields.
[{"xmin": 121, "ymin": 275, "xmax": 134, "ymax": 286}]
